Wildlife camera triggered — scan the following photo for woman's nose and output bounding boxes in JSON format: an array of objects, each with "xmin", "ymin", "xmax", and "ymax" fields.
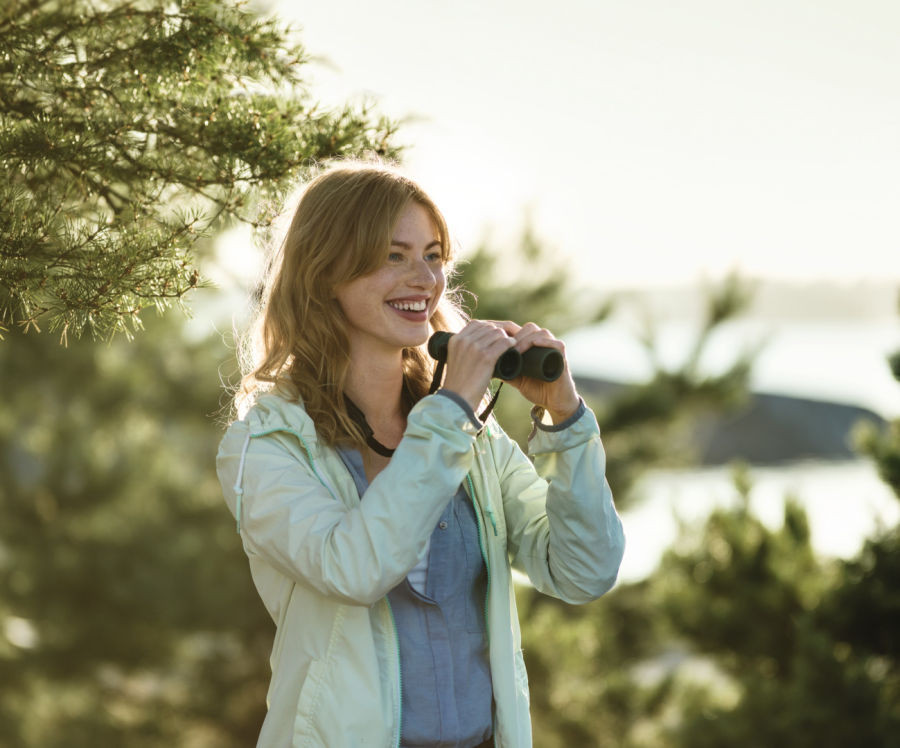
[{"xmin": 409, "ymin": 258, "xmax": 437, "ymax": 289}]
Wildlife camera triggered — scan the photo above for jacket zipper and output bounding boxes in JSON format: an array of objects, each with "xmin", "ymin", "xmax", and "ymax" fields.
[{"xmin": 385, "ymin": 600, "xmax": 402, "ymax": 748}]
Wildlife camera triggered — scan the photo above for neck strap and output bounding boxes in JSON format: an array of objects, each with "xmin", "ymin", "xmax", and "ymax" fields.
[
  {"xmin": 428, "ymin": 359, "xmax": 502, "ymax": 424},
  {"xmin": 344, "ymin": 396, "xmax": 396, "ymax": 457}
]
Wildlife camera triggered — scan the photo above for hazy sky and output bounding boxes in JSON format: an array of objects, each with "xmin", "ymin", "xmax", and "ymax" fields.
[{"xmin": 272, "ymin": 0, "xmax": 900, "ymax": 288}]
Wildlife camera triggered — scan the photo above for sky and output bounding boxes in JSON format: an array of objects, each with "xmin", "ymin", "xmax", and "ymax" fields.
[{"xmin": 266, "ymin": 0, "xmax": 900, "ymax": 289}]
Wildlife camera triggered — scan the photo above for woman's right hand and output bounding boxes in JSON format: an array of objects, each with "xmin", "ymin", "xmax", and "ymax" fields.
[{"xmin": 440, "ymin": 320, "xmax": 518, "ymax": 412}]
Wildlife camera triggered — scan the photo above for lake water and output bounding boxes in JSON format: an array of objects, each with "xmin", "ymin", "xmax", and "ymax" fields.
[{"xmin": 619, "ymin": 459, "xmax": 899, "ymax": 581}]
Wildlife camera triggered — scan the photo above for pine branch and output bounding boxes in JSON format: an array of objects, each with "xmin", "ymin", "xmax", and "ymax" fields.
[{"xmin": 0, "ymin": 0, "xmax": 404, "ymax": 341}]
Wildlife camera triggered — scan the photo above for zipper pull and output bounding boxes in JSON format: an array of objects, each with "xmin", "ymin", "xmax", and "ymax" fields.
[
  {"xmin": 233, "ymin": 486, "xmax": 243, "ymax": 534},
  {"xmin": 486, "ymin": 507, "xmax": 498, "ymax": 536}
]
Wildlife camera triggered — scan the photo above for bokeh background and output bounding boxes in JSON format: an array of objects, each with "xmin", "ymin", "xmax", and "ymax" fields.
[{"xmin": 2, "ymin": 1, "xmax": 899, "ymax": 746}]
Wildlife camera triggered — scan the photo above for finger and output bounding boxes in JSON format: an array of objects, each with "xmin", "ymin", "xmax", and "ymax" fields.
[
  {"xmin": 480, "ymin": 326, "xmax": 519, "ymax": 355},
  {"xmin": 456, "ymin": 321, "xmax": 514, "ymax": 348},
  {"xmin": 450, "ymin": 323, "xmax": 516, "ymax": 360},
  {"xmin": 522, "ymin": 334, "xmax": 566, "ymax": 357},
  {"xmin": 511, "ymin": 325, "xmax": 566, "ymax": 355},
  {"xmin": 458, "ymin": 319, "xmax": 509, "ymax": 338},
  {"xmin": 478, "ymin": 321, "xmax": 519, "ymax": 349},
  {"xmin": 451, "ymin": 322, "xmax": 493, "ymax": 348},
  {"xmin": 508, "ymin": 322, "xmax": 543, "ymax": 352},
  {"xmin": 483, "ymin": 320, "xmax": 522, "ymax": 337}
]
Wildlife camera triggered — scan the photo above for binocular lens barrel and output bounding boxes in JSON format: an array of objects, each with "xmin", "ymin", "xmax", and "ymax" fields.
[{"xmin": 428, "ymin": 331, "xmax": 564, "ymax": 382}]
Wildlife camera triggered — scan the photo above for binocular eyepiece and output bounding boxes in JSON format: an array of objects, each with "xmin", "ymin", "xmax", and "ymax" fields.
[{"xmin": 428, "ymin": 331, "xmax": 564, "ymax": 382}]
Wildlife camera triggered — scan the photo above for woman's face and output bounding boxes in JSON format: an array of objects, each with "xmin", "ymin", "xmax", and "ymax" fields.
[{"xmin": 334, "ymin": 201, "xmax": 446, "ymax": 358}]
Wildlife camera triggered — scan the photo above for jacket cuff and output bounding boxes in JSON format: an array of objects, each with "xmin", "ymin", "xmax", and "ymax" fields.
[
  {"xmin": 529, "ymin": 398, "xmax": 586, "ymax": 433},
  {"xmin": 435, "ymin": 388, "xmax": 483, "ymax": 432},
  {"xmin": 528, "ymin": 399, "xmax": 600, "ymax": 455}
]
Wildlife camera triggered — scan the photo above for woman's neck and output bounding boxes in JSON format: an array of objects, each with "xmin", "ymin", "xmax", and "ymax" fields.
[{"xmin": 344, "ymin": 351, "xmax": 406, "ymax": 440}]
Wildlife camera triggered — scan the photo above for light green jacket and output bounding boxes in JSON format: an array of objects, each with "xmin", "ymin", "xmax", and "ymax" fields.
[{"xmin": 216, "ymin": 391, "xmax": 624, "ymax": 747}]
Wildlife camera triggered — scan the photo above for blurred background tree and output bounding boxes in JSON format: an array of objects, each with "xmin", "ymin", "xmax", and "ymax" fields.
[
  {"xmin": 0, "ymin": 312, "xmax": 272, "ymax": 746},
  {"xmin": 0, "ymin": 0, "xmax": 400, "ymax": 341}
]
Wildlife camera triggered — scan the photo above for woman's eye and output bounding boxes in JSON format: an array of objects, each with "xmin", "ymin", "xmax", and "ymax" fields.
[
  {"xmin": 426, "ymin": 251, "xmax": 443, "ymax": 263},
  {"xmin": 387, "ymin": 252, "xmax": 404, "ymax": 263}
]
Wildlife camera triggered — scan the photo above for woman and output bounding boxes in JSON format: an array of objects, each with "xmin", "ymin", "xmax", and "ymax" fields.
[{"xmin": 217, "ymin": 161, "xmax": 625, "ymax": 747}]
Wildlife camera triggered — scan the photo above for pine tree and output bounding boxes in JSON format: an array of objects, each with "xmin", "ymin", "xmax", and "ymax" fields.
[{"xmin": 0, "ymin": 0, "xmax": 400, "ymax": 341}]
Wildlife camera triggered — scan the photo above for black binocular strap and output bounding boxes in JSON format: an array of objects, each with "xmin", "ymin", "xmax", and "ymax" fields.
[
  {"xmin": 428, "ymin": 359, "xmax": 502, "ymax": 425},
  {"xmin": 343, "ymin": 396, "xmax": 396, "ymax": 458}
]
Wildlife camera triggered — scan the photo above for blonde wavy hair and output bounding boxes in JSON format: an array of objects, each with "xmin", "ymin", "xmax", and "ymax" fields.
[{"xmin": 235, "ymin": 160, "xmax": 467, "ymax": 448}]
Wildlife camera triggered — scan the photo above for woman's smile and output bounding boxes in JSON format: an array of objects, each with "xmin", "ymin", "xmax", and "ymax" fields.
[{"xmin": 386, "ymin": 295, "xmax": 431, "ymax": 322}]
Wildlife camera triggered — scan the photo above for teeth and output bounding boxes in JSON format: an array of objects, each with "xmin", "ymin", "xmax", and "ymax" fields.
[{"xmin": 389, "ymin": 300, "xmax": 427, "ymax": 312}]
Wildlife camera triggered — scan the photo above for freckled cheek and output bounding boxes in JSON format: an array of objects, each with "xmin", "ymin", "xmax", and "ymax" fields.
[{"xmin": 368, "ymin": 271, "xmax": 400, "ymax": 305}]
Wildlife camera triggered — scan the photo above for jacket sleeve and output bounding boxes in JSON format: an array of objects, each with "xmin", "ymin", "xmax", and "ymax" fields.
[
  {"xmin": 216, "ymin": 395, "xmax": 479, "ymax": 606},
  {"xmin": 491, "ymin": 404, "xmax": 625, "ymax": 604}
]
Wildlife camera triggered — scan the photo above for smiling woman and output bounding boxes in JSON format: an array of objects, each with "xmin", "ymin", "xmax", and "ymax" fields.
[
  {"xmin": 217, "ymin": 160, "xmax": 625, "ymax": 747},
  {"xmin": 234, "ymin": 162, "xmax": 461, "ymax": 449}
]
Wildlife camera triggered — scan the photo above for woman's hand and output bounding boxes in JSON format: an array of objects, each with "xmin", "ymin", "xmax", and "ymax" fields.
[
  {"xmin": 441, "ymin": 320, "xmax": 581, "ymax": 423},
  {"xmin": 441, "ymin": 320, "xmax": 519, "ymax": 412},
  {"xmin": 495, "ymin": 320, "xmax": 581, "ymax": 423}
]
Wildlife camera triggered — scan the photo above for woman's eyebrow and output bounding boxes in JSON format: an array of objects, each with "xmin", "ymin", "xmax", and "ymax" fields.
[{"xmin": 390, "ymin": 239, "xmax": 442, "ymax": 250}]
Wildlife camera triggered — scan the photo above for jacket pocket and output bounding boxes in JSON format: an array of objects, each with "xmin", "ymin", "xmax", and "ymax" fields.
[{"xmin": 292, "ymin": 659, "xmax": 328, "ymax": 745}]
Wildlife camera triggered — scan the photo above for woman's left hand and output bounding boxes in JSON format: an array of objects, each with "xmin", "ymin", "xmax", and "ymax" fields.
[{"xmin": 490, "ymin": 320, "xmax": 581, "ymax": 424}]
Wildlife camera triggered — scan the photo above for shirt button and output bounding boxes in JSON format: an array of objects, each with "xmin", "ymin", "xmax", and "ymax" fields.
[{"xmin": 438, "ymin": 521, "xmax": 448, "ymax": 530}]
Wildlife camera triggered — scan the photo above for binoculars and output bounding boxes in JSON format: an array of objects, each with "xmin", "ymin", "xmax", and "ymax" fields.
[{"xmin": 428, "ymin": 331, "xmax": 564, "ymax": 382}]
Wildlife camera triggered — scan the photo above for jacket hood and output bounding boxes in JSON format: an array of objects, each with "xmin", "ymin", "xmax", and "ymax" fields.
[{"xmin": 245, "ymin": 392, "xmax": 321, "ymax": 449}]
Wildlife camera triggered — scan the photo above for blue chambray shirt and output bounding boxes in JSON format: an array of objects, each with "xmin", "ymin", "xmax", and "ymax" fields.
[{"xmin": 336, "ymin": 446, "xmax": 493, "ymax": 748}]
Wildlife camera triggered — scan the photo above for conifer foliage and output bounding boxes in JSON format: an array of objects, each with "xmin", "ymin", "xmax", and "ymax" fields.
[{"xmin": 0, "ymin": 0, "xmax": 400, "ymax": 341}]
